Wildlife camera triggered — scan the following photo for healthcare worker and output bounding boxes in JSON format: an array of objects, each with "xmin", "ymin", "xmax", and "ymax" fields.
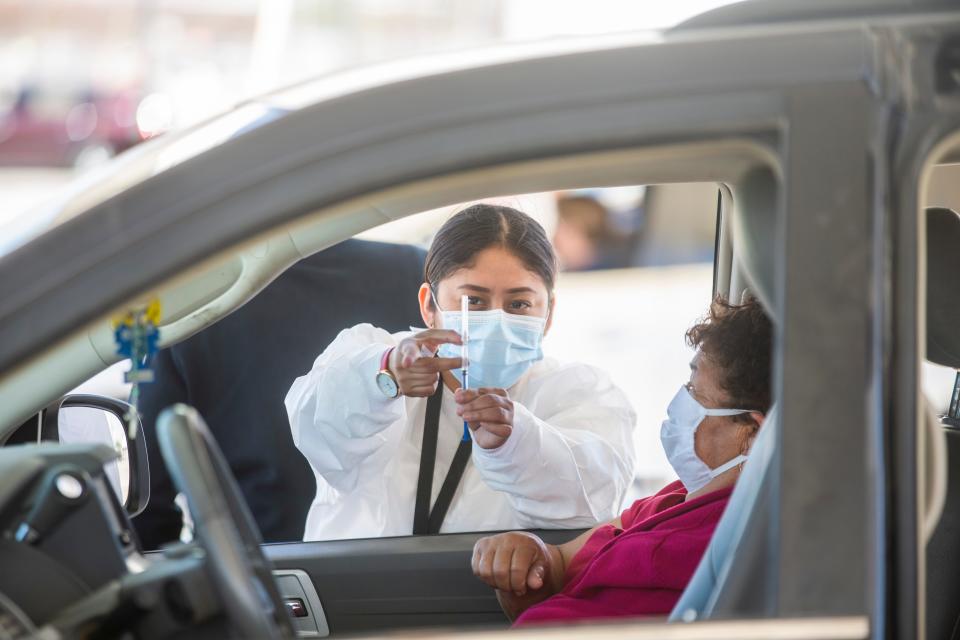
[{"xmin": 285, "ymin": 203, "xmax": 636, "ymax": 541}]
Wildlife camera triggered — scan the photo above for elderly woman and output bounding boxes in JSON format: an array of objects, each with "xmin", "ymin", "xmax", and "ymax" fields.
[{"xmin": 472, "ymin": 296, "xmax": 772, "ymax": 626}]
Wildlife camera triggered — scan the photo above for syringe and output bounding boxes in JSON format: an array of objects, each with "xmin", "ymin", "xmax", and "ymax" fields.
[{"xmin": 461, "ymin": 294, "xmax": 470, "ymax": 442}]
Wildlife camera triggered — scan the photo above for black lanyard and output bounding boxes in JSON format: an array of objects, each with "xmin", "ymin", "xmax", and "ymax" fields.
[{"xmin": 413, "ymin": 384, "xmax": 472, "ymax": 535}]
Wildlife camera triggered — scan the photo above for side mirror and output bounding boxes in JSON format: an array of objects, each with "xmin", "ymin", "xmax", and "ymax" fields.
[{"xmin": 49, "ymin": 394, "xmax": 150, "ymax": 517}]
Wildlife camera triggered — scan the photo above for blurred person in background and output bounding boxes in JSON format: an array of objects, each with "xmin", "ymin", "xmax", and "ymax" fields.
[{"xmin": 552, "ymin": 190, "xmax": 646, "ymax": 271}]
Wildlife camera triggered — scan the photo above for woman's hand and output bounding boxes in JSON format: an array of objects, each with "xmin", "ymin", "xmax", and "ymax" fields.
[
  {"xmin": 389, "ymin": 329, "xmax": 462, "ymax": 397},
  {"xmin": 472, "ymin": 531, "xmax": 563, "ymax": 621},
  {"xmin": 455, "ymin": 388, "xmax": 514, "ymax": 449}
]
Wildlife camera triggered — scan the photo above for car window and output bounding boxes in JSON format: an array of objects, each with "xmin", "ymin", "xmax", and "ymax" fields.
[
  {"xmin": 90, "ymin": 184, "xmax": 717, "ymax": 547},
  {"xmin": 67, "ymin": 183, "xmax": 720, "ymax": 546}
]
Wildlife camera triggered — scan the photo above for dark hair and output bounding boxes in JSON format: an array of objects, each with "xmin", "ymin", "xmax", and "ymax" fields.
[
  {"xmin": 424, "ymin": 203, "xmax": 558, "ymax": 300},
  {"xmin": 685, "ymin": 295, "xmax": 773, "ymax": 420}
]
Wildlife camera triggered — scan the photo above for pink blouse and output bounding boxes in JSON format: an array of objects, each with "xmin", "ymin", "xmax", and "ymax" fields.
[{"xmin": 515, "ymin": 481, "xmax": 732, "ymax": 627}]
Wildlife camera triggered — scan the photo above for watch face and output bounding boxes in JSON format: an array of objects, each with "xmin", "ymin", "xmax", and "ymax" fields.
[{"xmin": 376, "ymin": 372, "xmax": 399, "ymax": 398}]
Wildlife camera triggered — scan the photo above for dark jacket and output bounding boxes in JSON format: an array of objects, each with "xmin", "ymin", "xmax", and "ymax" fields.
[{"xmin": 134, "ymin": 239, "xmax": 426, "ymax": 549}]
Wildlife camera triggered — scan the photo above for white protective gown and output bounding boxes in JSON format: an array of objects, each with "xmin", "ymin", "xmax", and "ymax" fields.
[{"xmin": 285, "ymin": 323, "xmax": 637, "ymax": 541}]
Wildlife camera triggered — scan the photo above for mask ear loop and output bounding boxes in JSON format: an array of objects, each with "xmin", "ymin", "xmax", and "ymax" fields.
[
  {"xmin": 708, "ymin": 453, "xmax": 748, "ymax": 479},
  {"xmin": 428, "ymin": 284, "xmax": 443, "ymax": 328},
  {"xmin": 738, "ymin": 420, "xmax": 749, "ymax": 474}
]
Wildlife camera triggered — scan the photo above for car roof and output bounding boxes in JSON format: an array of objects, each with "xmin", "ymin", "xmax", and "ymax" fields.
[
  {"xmin": 6, "ymin": 31, "xmax": 667, "ymax": 260},
  {"xmin": 675, "ymin": 0, "xmax": 955, "ymax": 29}
]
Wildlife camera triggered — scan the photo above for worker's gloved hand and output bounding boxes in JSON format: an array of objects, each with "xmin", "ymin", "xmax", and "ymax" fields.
[
  {"xmin": 455, "ymin": 388, "xmax": 514, "ymax": 449},
  {"xmin": 389, "ymin": 329, "xmax": 462, "ymax": 397}
]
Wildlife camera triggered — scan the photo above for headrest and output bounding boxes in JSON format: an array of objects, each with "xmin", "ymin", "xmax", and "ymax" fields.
[{"xmin": 927, "ymin": 207, "xmax": 960, "ymax": 368}]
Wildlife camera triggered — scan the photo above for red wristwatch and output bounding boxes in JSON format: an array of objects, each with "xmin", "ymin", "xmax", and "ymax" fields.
[{"xmin": 375, "ymin": 347, "xmax": 400, "ymax": 398}]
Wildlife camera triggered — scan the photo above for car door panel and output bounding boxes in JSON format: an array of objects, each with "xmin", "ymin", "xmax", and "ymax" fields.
[{"xmin": 264, "ymin": 529, "xmax": 584, "ymax": 634}]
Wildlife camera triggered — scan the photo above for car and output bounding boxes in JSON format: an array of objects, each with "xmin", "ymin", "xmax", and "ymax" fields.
[
  {"xmin": 1, "ymin": 1, "xmax": 959, "ymax": 638},
  {"xmin": 0, "ymin": 85, "xmax": 146, "ymax": 169}
]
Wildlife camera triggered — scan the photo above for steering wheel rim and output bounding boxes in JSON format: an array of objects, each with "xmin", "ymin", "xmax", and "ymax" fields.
[{"xmin": 157, "ymin": 404, "xmax": 295, "ymax": 639}]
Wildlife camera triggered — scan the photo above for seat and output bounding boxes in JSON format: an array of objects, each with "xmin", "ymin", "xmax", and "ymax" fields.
[{"xmin": 668, "ymin": 402, "xmax": 779, "ymax": 621}]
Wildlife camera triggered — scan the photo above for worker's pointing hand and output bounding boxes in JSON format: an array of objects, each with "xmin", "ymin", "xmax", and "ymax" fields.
[{"xmin": 389, "ymin": 329, "xmax": 462, "ymax": 397}]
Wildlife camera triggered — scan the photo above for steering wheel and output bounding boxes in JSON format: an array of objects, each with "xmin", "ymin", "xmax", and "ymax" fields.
[{"xmin": 157, "ymin": 404, "xmax": 295, "ymax": 639}]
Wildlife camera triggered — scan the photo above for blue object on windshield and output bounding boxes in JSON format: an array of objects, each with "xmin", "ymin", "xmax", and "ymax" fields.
[{"xmin": 112, "ymin": 300, "xmax": 162, "ymax": 439}]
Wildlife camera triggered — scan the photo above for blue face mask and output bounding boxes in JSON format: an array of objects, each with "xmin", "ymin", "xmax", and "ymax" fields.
[{"xmin": 436, "ymin": 308, "xmax": 546, "ymax": 390}]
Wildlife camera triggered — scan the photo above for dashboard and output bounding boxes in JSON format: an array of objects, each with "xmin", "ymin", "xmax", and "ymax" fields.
[{"xmin": 0, "ymin": 443, "xmax": 224, "ymax": 639}]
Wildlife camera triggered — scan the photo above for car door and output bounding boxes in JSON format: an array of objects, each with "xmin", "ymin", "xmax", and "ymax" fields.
[
  {"xmin": 246, "ymin": 12, "xmax": 951, "ymax": 639},
  {"xmin": 883, "ymin": 26, "xmax": 960, "ymax": 640},
  {"xmin": 181, "ymin": 19, "xmax": 876, "ymax": 640},
  {"xmin": 5, "ymin": 3, "xmax": 960, "ymax": 639}
]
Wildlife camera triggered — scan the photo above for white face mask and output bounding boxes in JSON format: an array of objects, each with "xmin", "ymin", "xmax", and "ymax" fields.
[{"xmin": 660, "ymin": 385, "xmax": 754, "ymax": 493}]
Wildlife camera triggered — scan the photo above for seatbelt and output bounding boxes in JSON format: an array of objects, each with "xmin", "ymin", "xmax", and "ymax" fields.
[{"xmin": 413, "ymin": 385, "xmax": 472, "ymax": 534}]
